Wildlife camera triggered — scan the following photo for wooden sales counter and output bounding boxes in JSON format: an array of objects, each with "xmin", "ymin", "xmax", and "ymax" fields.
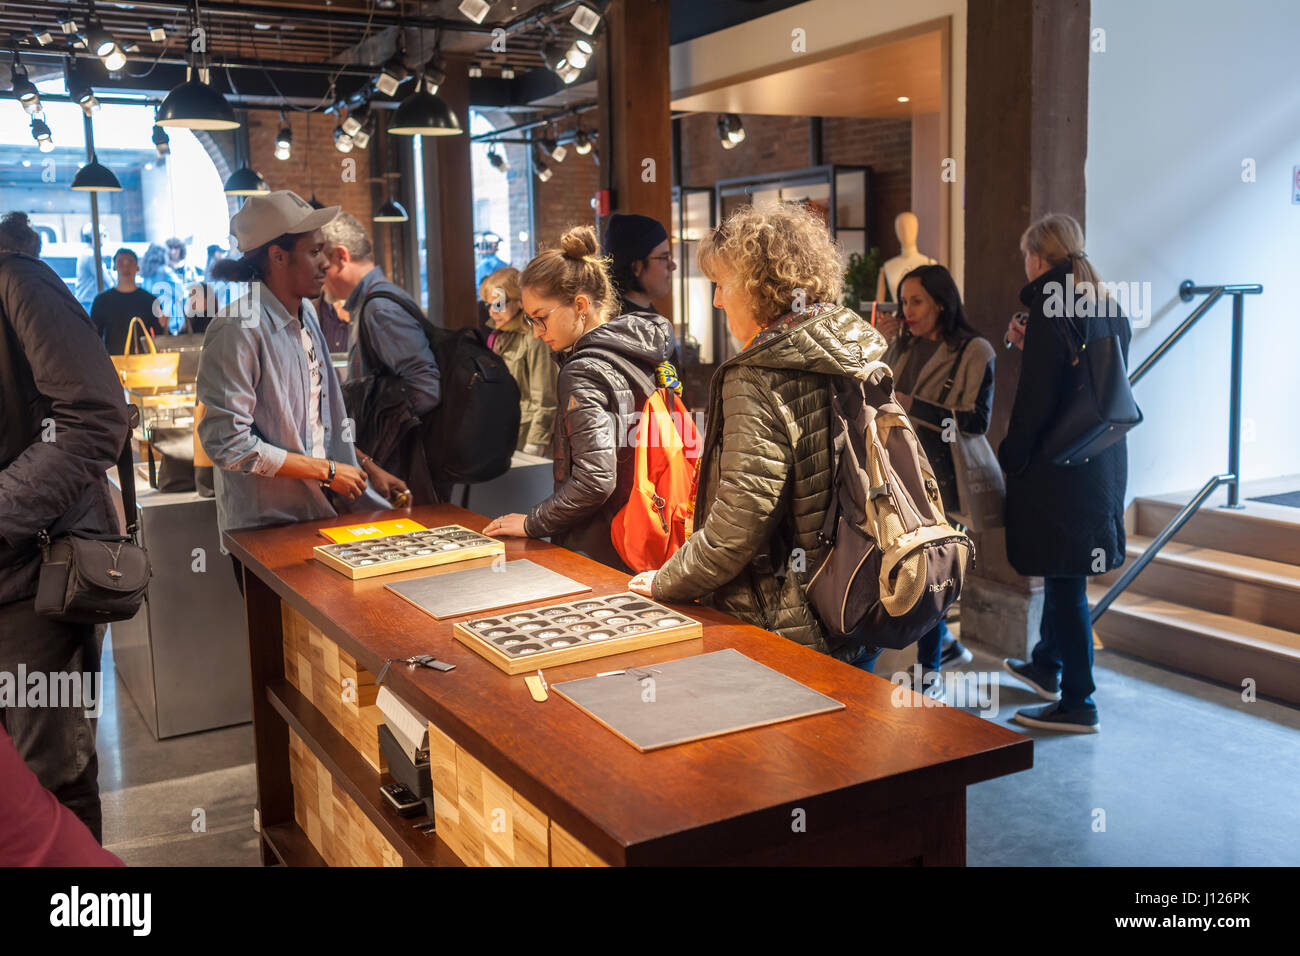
[{"xmin": 225, "ymin": 503, "xmax": 1032, "ymax": 867}]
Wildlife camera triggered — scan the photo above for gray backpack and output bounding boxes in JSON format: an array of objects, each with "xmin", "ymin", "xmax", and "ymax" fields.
[{"xmin": 805, "ymin": 363, "xmax": 972, "ymax": 650}]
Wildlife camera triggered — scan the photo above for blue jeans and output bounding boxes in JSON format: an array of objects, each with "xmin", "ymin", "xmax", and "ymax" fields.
[
  {"xmin": 844, "ymin": 644, "xmax": 884, "ymax": 673},
  {"xmin": 1029, "ymin": 575, "xmax": 1096, "ymax": 709},
  {"xmin": 916, "ymin": 618, "xmax": 953, "ymax": 674}
]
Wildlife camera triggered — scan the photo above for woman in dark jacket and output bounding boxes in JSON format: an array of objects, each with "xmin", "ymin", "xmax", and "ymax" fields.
[
  {"xmin": 483, "ymin": 226, "xmax": 676, "ymax": 572},
  {"xmin": 627, "ymin": 202, "xmax": 888, "ymax": 661},
  {"xmin": 999, "ymin": 213, "xmax": 1130, "ymax": 735}
]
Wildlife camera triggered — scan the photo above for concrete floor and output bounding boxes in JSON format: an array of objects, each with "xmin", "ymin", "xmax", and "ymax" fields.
[{"xmin": 97, "ymin": 628, "xmax": 1300, "ymax": 867}]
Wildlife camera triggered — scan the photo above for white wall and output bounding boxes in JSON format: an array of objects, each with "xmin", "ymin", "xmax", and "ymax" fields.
[
  {"xmin": 669, "ymin": 0, "xmax": 966, "ymax": 288},
  {"xmin": 1088, "ymin": 0, "xmax": 1300, "ymax": 498}
]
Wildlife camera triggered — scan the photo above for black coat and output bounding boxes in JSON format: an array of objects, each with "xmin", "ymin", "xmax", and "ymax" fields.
[
  {"xmin": 998, "ymin": 262, "xmax": 1131, "ymax": 578},
  {"xmin": 0, "ymin": 253, "xmax": 130, "ymax": 604},
  {"xmin": 524, "ymin": 312, "xmax": 674, "ymax": 572}
]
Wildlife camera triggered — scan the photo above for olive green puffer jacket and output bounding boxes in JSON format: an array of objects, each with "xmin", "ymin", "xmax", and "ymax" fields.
[{"xmin": 653, "ymin": 305, "xmax": 887, "ymax": 651}]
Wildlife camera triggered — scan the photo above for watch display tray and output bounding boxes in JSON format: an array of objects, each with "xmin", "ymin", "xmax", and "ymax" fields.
[
  {"xmin": 313, "ymin": 524, "xmax": 503, "ymax": 580},
  {"xmin": 452, "ymin": 592, "xmax": 702, "ymax": 675}
]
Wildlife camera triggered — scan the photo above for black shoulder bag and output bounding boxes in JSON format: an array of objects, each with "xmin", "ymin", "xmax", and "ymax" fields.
[
  {"xmin": 1039, "ymin": 314, "xmax": 1143, "ymax": 466},
  {"xmin": 35, "ymin": 414, "xmax": 152, "ymax": 624}
]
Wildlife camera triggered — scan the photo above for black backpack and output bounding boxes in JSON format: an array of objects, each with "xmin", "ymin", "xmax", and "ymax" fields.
[{"xmin": 344, "ymin": 287, "xmax": 520, "ymax": 485}]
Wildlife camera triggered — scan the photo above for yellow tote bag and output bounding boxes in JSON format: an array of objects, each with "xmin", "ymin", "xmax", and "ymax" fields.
[{"xmin": 111, "ymin": 316, "xmax": 179, "ymax": 389}]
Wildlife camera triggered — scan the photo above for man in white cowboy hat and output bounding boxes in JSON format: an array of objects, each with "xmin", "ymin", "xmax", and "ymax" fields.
[{"xmin": 196, "ymin": 190, "xmax": 406, "ymax": 562}]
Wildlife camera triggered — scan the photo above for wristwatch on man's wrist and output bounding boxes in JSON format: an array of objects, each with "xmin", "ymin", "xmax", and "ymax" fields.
[{"xmin": 320, "ymin": 458, "xmax": 336, "ymax": 488}]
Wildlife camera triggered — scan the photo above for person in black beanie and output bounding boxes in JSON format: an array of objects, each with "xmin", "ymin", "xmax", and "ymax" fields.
[{"xmin": 603, "ymin": 213, "xmax": 675, "ymax": 317}]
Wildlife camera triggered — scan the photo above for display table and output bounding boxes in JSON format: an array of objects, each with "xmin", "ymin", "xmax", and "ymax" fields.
[
  {"xmin": 108, "ymin": 472, "xmax": 252, "ymax": 739},
  {"xmin": 225, "ymin": 503, "xmax": 1032, "ymax": 867}
]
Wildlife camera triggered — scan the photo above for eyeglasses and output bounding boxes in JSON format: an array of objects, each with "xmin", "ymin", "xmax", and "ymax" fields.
[
  {"xmin": 647, "ymin": 252, "xmax": 673, "ymax": 265},
  {"xmin": 523, "ymin": 303, "xmax": 565, "ymax": 332}
]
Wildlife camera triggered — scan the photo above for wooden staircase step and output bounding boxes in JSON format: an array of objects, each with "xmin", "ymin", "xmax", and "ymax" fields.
[
  {"xmin": 1088, "ymin": 585, "xmax": 1300, "ymax": 707},
  {"xmin": 1096, "ymin": 534, "xmax": 1300, "ymax": 633},
  {"xmin": 1135, "ymin": 497, "xmax": 1300, "ymax": 566}
]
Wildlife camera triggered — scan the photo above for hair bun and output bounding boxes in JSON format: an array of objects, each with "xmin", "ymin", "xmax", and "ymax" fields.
[{"xmin": 559, "ymin": 225, "xmax": 598, "ymax": 261}]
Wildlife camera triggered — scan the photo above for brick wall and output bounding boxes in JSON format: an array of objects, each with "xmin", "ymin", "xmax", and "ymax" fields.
[
  {"xmin": 531, "ymin": 145, "xmax": 601, "ymax": 253},
  {"xmin": 245, "ymin": 110, "xmax": 375, "ymax": 225},
  {"xmin": 676, "ymin": 112, "xmax": 912, "ymax": 256}
]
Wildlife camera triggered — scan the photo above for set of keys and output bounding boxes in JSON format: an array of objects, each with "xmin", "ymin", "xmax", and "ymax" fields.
[{"xmin": 376, "ymin": 654, "xmax": 456, "ymax": 686}]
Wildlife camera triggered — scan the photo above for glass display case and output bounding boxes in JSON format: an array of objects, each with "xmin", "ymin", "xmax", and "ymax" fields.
[
  {"xmin": 670, "ymin": 186, "xmax": 718, "ymax": 366},
  {"xmin": 712, "ymin": 165, "xmax": 870, "ymax": 362}
]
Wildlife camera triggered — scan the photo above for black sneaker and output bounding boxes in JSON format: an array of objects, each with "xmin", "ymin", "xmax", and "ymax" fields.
[
  {"xmin": 1013, "ymin": 701, "xmax": 1100, "ymax": 734},
  {"xmin": 940, "ymin": 638, "xmax": 974, "ymax": 667},
  {"xmin": 1002, "ymin": 658, "xmax": 1061, "ymax": 701}
]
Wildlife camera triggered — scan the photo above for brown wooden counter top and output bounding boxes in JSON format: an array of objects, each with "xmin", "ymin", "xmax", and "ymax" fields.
[{"xmin": 226, "ymin": 503, "xmax": 1032, "ymax": 866}]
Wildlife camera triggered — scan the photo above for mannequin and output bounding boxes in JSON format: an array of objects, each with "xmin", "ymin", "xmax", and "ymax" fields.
[{"xmin": 876, "ymin": 211, "xmax": 937, "ymax": 303}]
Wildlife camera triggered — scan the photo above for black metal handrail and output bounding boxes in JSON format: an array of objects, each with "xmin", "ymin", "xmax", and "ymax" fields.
[{"xmin": 1090, "ymin": 280, "xmax": 1263, "ymax": 623}]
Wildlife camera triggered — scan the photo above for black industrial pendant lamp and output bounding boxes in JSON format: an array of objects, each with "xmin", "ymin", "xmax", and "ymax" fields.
[
  {"xmin": 71, "ymin": 152, "xmax": 122, "ymax": 191},
  {"xmin": 224, "ymin": 166, "xmax": 269, "ymax": 196},
  {"xmin": 373, "ymin": 198, "xmax": 408, "ymax": 222},
  {"xmin": 156, "ymin": 2, "xmax": 239, "ymax": 130},
  {"xmin": 224, "ymin": 115, "xmax": 269, "ymax": 196},
  {"xmin": 388, "ymin": 85, "xmax": 461, "ymax": 136}
]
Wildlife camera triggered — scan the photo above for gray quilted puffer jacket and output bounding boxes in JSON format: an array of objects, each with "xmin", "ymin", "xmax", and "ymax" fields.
[
  {"xmin": 524, "ymin": 311, "xmax": 674, "ymax": 572},
  {"xmin": 653, "ymin": 305, "xmax": 887, "ymax": 651}
]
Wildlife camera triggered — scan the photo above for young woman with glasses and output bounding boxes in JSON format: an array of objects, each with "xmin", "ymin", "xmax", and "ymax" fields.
[{"xmin": 481, "ymin": 226, "xmax": 678, "ymax": 572}]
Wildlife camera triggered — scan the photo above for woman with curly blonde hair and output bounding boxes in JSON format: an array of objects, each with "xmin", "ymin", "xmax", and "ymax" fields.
[{"xmin": 629, "ymin": 202, "xmax": 888, "ymax": 665}]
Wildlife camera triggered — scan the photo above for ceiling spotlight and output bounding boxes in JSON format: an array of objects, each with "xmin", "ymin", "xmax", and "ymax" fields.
[
  {"xmin": 532, "ymin": 153, "xmax": 551, "ymax": 183},
  {"xmin": 67, "ymin": 65, "xmax": 100, "ymax": 116},
  {"xmin": 147, "ymin": 21, "xmax": 166, "ymax": 42},
  {"xmin": 459, "ymin": 0, "xmax": 491, "ymax": 25},
  {"xmin": 342, "ymin": 108, "xmax": 366, "ymax": 137},
  {"xmin": 566, "ymin": 39, "xmax": 593, "ymax": 71},
  {"xmin": 71, "ymin": 153, "xmax": 123, "ymax": 192},
  {"xmin": 717, "ymin": 113, "xmax": 745, "ymax": 149},
  {"xmin": 274, "ymin": 115, "xmax": 292, "ymax": 160},
  {"xmin": 223, "ymin": 166, "xmax": 269, "ymax": 196},
  {"xmin": 124, "ymin": 42, "xmax": 139, "ymax": 53},
  {"xmin": 58, "ymin": 13, "xmax": 79, "ymax": 34},
  {"xmin": 487, "ymin": 146, "xmax": 508, "ymax": 171},
  {"xmin": 897, "ymin": 95, "xmax": 910, "ymax": 103},
  {"xmin": 500, "ymin": 65, "xmax": 515, "ymax": 79},
  {"xmin": 573, "ymin": 129, "xmax": 592, "ymax": 155},
  {"xmin": 571, "ymin": 3, "xmax": 601, "ymax": 35},
  {"xmin": 351, "ymin": 123, "xmax": 371, "ymax": 150},
  {"xmin": 87, "ymin": 23, "xmax": 126, "ymax": 71},
  {"xmin": 34, "ymin": 29, "xmax": 54, "ymax": 46},
  {"xmin": 334, "ymin": 126, "xmax": 354, "ymax": 152},
  {"xmin": 11, "ymin": 68, "xmax": 41, "ymax": 115},
  {"xmin": 31, "ymin": 117, "xmax": 54, "ymax": 152},
  {"xmin": 539, "ymin": 137, "xmax": 566, "ymax": 163},
  {"xmin": 541, "ymin": 41, "xmax": 566, "ymax": 73},
  {"xmin": 376, "ymin": 54, "xmax": 407, "ymax": 97},
  {"xmin": 152, "ymin": 124, "xmax": 170, "ymax": 156},
  {"xmin": 71, "ymin": 35, "xmax": 86, "ymax": 50},
  {"xmin": 374, "ymin": 198, "xmax": 408, "ymax": 222},
  {"xmin": 468, "ymin": 63, "xmax": 483, "ymax": 78},
  {"xmin": 558, "ymin": 60, "xmax": 581, "ymax": 85}
]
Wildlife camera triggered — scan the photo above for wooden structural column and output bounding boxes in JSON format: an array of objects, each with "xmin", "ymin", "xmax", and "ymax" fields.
[
  {"xmin": 420, "ymin": 57, "xmax": 477, "ymax": 331},
  {"xmin": 960, "ymin": 0, "xmax": 1091, "ymax": 656},
  {"xmin": 596, "ymin": 0, "xmax": 674, "ymax": 319}
]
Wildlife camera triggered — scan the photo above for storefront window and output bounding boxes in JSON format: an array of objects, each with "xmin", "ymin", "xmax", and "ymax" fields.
[
  {"xmin": 0, "ymin": 79, "xmax": 230, "ymax": 332},
  {"xmin": 469, "ymin": 109, "xmax": 530, "ymax": 293}
]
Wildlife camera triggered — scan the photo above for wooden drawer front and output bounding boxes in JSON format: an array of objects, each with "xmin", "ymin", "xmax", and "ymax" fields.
[
  {"xmin": 282, "ymin": 603, "xmax": 386, "ymax": 773},
  {"xmin": 288, "ymin": 729, "xmax": 403, "ymax": 867},
  {"xmin": 428, "ymin": 720, "xmax": 605, "ymax": 866}
]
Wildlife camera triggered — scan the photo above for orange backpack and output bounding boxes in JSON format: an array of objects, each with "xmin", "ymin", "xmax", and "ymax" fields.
[{"xmin": 610, "ymin": 385, "xmax": 701, "ymax": 572}]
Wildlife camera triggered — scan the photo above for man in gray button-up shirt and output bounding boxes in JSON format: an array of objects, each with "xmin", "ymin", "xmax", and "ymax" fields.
[{"xmin": 197, "ymin": 192, "xmax": 407, "ymax": 537}]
